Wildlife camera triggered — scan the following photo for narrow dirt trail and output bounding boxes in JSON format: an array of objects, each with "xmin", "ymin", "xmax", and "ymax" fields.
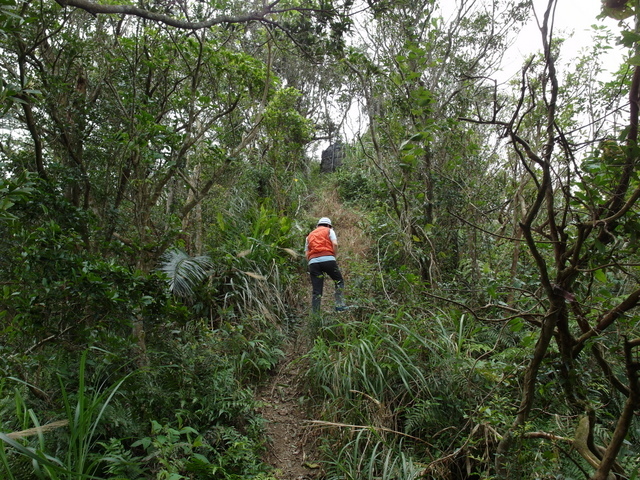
[
  {"xmin": 256, "ymin": 333, "xmax": 322, "ymax": 480},
  {"xmin": 256, "ymin": 184, "xmax": 369, "ymax": 479}
]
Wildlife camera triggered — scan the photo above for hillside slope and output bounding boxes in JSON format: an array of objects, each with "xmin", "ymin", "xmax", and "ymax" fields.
[{"xmin": 257, "ymin": 180, "xmax": 370, "ymax": 479}]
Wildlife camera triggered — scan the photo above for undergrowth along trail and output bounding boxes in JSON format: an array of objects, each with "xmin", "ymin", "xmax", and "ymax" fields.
[{"xmin": 257, "ymin": 178, "xmax": 370, "ymax": 479}]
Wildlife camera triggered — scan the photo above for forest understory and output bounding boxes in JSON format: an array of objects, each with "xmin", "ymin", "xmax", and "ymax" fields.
[{"xmin": 2, "ymin": 0, "xmax": 640, "ymax": 479}]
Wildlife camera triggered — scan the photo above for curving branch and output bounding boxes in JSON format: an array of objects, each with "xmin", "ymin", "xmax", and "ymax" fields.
[
  {"xmin": 572, "ymin": 286, "xmax": 640, "ymax": 353},
  {"xmin": 591, "ymin": 343, "xmax": 631, "ymax": 397},
  {"xmin": 54, "ymin": 0, "xmax": 283, "ymax": 30},
  {"xmin": 53, "ymin": 0, "xmax": 342, "ymax": 60}
]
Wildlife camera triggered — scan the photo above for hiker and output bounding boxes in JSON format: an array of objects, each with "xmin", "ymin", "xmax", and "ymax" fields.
[{"xmin": 305, "ymin": 217, "xmax": 348, "ymax": 313}]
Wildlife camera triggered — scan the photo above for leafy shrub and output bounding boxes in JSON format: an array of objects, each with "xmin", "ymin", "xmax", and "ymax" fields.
[
  {"xmin": 335, "ymin": 167, "xmax": 382, "ymax": 207},
  {"xmin": 127, "ymin": 420, "xmax": 270, "ymax": 480},
  {"xmin": 1, "ymin": 319, "xmax": 283, "ymax": 479}
]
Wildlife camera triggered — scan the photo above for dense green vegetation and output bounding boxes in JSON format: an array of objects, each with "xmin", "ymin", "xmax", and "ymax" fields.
[{"xmin": 1, "ymin": 0, "xmax": 640, "ymax": 479}]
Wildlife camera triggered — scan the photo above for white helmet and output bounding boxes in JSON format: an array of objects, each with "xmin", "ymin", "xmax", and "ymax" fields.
[{"xmin": 317, "ymin": 217, "xmax": 332, "ymax": 226}]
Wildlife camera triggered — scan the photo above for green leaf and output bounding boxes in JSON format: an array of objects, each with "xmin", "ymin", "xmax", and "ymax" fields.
[
  {"xmin": 166, "ymin": 474, "xmax": 185, "ymax": 480},
  {"xmin": 618, "ymin": 125, "xmax": 631, "ymax": 141},
  {"xmin": 594, "ymin": 269, "xmax": 607, "ymax": 283},
  {"xmin": 508, "ymin": 317, "xmax": 524, "ymax": 333},
  {"xmin": 192, "ymin": 453, "xmax": 210, "ymax": 463},
  {"xmin": 132, "ymin": 437, "xmax": 152, "ymax": 450},
  {"xmin": 620, "ymin": 30, "xmax": 640, "ymax": 47}
]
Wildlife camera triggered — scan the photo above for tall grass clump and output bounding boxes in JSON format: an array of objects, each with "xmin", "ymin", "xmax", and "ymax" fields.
[
  {"xmin": 304, "ymin": 315, "xmax": 441, "ymax": 436},
  {"xmin": 322, "ymin": 430, "xmax": 423, "ymax": 480},
  {"xmin": 0, "ymin": 350, "xmax": 133, "ymax": 479},
  {"xmin": 304, "ymin": 315, "xmax": 433, "ymax": 480},
  {"xmin": 302, "ymin": 309, "xmax": 512, "ymax": 477}
]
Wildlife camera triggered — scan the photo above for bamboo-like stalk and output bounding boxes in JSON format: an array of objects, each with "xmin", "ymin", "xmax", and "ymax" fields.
[{"xmin": 5, "ymin": 420, "xmax": 69, "ymax": 439}]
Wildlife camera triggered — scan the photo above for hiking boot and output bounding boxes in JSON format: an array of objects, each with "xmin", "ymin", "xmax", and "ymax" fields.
[
  {"xmin": 312, "ymin": 295, "xmax": 322, "ymax": 314},
  {"xmin": 335, "ymin": 305, "xmax": 352, "ymax": 312}
]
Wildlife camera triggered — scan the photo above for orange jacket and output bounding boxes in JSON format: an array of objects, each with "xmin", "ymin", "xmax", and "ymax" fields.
[{"xmin": 306, "ymin": 226, "xmax": 335, "ymax": 260}]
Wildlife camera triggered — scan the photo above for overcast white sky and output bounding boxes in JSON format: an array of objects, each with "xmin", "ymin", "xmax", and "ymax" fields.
[
  {"xmin": 502, "ymin": 0, "xmax": 626, "ymax": 79},
  {"xmin": 338, "ymin": 1, "xmax": 629, "ymax": 144}
]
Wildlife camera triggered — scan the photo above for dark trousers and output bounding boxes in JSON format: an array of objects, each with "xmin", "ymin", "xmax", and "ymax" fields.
[{"xmin": 308, "ymin": 260, "xmax": 344, "ymax": 311}]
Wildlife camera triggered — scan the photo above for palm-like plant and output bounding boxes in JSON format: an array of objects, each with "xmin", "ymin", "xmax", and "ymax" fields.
[{"xmin": 158, "ymin": 248, "xmax": 213, "ymax": 298}]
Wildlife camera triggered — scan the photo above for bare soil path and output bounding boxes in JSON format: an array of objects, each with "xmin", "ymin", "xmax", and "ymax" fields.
[{"xmin": 256, "ymin": 332, "xmax": 323, "ymax": 480}]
